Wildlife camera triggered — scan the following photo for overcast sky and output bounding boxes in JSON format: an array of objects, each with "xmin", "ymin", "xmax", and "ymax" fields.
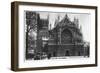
[{"xmin": 37, "ymin": 12, "xmax": 90, "ymax": 42}]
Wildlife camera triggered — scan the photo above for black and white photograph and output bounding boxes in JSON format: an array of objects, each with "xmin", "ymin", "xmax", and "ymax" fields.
[
  {"xmin": 25, "ymin": 11, "xmax": 90, "ymax": 60},
  {"xmin": 11, "ymin": 1, "xmax": 97, "ymax": 71}
]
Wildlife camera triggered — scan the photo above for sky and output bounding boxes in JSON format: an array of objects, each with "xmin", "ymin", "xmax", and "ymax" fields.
[{"xmin": 38, "ymin": 12, "xmax": 91, "ymax": 42}]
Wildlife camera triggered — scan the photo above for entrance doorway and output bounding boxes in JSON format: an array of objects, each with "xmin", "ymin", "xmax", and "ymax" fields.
[{"xmin": 53, "ymin": 52, "xmax": 57, "ymax": 57}]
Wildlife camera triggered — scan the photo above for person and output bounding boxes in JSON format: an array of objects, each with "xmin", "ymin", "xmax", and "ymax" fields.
[{"xmin": 47, "ymin": 53, "xmax": 51, "ymax": 59}]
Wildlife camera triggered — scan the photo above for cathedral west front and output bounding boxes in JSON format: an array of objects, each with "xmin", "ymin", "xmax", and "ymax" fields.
[{"xmin": 25, "ymin": 11, "xmax": 90, "ymax": 60}]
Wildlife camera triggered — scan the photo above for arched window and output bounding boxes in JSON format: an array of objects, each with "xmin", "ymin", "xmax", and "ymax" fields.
[{"xmin": 61, "ymin": 29, "xmax": 72, "ymax": 44}]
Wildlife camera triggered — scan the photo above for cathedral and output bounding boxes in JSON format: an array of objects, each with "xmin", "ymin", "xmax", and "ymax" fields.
[{"xmin": 25, "ymin": 11, "xmax": 89, "ymax": 60}]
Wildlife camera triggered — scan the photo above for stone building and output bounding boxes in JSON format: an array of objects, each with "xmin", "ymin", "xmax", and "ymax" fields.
[
  {"xmin": 25, "ymin": 12, "xmax": 89, "ymax": 60},
  {"xmin": 46, "ymin": 14, "xmax": 85, "ymax": 57}
]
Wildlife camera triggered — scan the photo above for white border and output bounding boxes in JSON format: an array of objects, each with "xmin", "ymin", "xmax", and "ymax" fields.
[{"xmin": 19, "ymin": 5, "xmax": 96, "ymax": 68}]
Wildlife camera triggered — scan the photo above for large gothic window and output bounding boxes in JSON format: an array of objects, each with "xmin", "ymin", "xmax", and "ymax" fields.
[{"xmin": 61, "ymin": 29, "xmax": 72, "ymax": 44}]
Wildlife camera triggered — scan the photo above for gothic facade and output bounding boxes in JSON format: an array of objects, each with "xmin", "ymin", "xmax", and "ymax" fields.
[
  {"xmin": 25, "ymin": 11, "xmax": 89, "ymax": 60},
  {"xmin": 46, "ymin": 14, "xmax": 85, "ymax": 57}
]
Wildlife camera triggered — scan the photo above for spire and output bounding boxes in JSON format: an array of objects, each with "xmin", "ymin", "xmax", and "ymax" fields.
[
  {"xmin": 80, "ymin": 25, "xmax": 82, "ymax": 32},
  {"xmin": 54, "ymin": 15, "xmax": 60, "ymax": 27},
  {"xmin": 54, "ymin": 18, "xmax": 58, "ymax": 27},
  {"xmin": 65, "ymin": 14, "xmax": 69, "ymax": 20},
  {"xmin": 47, "ymin": 14, "xmax": 49, "ymax": 20},
  {"xmin": 47, "ymin": 14, "xmax": 50, "ymax": 30},
  {"xmin": 74, "ymin": 17, "xmax": 79, "ymax": 28},
  {"xmin": 57, "ymin": 14, "xmax": 60, "ymax": 21},
  {"xmin": 49, "ymin": 23, "xmax": 52, "ymax": 30}
]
